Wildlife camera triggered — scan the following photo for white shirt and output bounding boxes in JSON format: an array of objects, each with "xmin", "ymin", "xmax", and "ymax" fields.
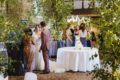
[{"xmin": 79, "ymin": 30, "xmax": 87, "ymax": 38}]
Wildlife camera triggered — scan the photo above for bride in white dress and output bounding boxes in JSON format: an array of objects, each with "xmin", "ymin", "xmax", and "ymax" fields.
[{"xmin": 32, "ymin": 25, "xmax": 44, "ymax": 70}]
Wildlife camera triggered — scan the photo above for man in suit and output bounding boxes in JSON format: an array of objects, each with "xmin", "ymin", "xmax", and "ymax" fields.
[{"xmin": 39, "ymin": 21, "xmax": 51, "ymax": 74}]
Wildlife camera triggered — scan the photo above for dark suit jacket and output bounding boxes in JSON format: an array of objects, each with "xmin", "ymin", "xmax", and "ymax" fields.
[{"xmin": 41, "ymin": 28, "xmax": 51, "ymax": 51}]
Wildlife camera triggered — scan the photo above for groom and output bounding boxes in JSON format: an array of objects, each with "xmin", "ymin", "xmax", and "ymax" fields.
[{"xmin": 39, "ymin": 21, "xmax": 51, "ymax": 74}]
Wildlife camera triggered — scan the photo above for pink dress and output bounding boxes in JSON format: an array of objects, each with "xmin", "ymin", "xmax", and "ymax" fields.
[{"xmin": 24, "ymin": 35, "xmax": 35, "ymax": 72}]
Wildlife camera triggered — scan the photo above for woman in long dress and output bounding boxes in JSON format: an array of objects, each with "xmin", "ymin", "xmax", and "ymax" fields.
[
  {"xmin": 32, "ymin": 25, "xmax": 44, "ymax": 70},
  {"xmin": 73, "ymin": 26, "xmax": 79, "ymax": 46},
  {"xmin": 66, "ymin": 24, "xmax": 72, "ymax": 47},
  {"xmin": 24, "ymin": 28, "xmax": 35, "ymax": 72},
  {"xmin": 79, "ymin": 23, "xmax": 87, "ymax": 47}
]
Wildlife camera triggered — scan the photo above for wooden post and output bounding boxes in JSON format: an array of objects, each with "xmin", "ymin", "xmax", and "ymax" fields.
[
  {"xmin": 82, "ymin": 0, "xmax": 84, "ymax": 9},
  {"xmin": 6, "ymin": 0, "xmax": 8, "ymax": 14}
]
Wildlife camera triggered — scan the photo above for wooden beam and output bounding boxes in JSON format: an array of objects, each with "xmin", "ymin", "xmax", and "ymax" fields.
[
  {"xmin": 71, "ymin": 8, "xmax": 97, "ymax": 15},
  {"xmin": 72, "ymin": 14, "xmax": 99, "ymax": 17}
]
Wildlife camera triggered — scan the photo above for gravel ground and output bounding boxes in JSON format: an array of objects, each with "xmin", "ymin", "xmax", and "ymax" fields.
[{"xmin": 9, "ymin": 71, "xmax": 91, "ymax": 80}]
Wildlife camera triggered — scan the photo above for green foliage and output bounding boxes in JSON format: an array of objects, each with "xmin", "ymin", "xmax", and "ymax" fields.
[
  {"xmin": 0, "ymin": 0, "xmax": 31, "ymax": 42},
  {"xmin": 0, "ymin": 52, "xmax": 8, "ymax": 75},
  {"xmin": 0, "ymin": 0, "xmax": 33, "ymax": 76},
  {"xmin": 89, "ymin": 0, "xmax": 120, "ymax": 80},
  {"xmin": 35, "ymin": 0, "xmax": 73, "ymax": 40},
  {"xmin": 0, "ymin": 52, "xmax": 14, "ymax": 76},
  {"xmin": 0, "ymin": 15, "xmax": 27, "ymax": 43},
  {"xmin": 0, "ymin": 0, "xmax": 5, "ymax": 7},
  {"xmin": 50, "ymin": 25, "xmax": 63, "ymax": 40}
]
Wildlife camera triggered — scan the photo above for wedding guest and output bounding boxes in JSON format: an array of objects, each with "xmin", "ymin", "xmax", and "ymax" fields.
[
  {"xmin": 87, "ymin": 31, "xmax": 91, "ymax": 47},
  {"xmin": 66, "ymin": 24, "xmax": 72, "ymax": 47},
  {"xmin": 70, "ymin": 26, "xmax": 74, "ymax": 41},
  {"xmin": 73, "ymin": 26, "xmax": 79, "ymax": 46},
  {"xmin": 24, "ymin": 28, "xmax": 35, "ymax": 72},
  {"xmin": 91, "ymin": 32, "xmax": 96, "ymax": 47},
  {"xmin": 79, "ymin": 23, "xmax": 87, "ymax": 47}
]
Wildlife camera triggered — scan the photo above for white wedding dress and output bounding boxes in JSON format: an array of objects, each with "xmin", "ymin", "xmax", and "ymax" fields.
[
  {"xmin": 32, "ymin": 30, "xmax": 65, "ymax": 73},
  {"xmin": 32, "ymin": 32, "xmax": 44, "ymax": 70}
]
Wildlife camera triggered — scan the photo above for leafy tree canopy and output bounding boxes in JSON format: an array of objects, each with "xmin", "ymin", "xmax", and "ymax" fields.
[{"xmin": 90, "ymin": 0, "xmax": 120, "ymax": 80}]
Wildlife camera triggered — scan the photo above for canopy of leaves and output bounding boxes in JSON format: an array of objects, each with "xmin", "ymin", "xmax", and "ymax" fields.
[
  {"xmin": 90, "ymin": 0, "xmax": 120, "ymax": 80},
  {"xmin": 0, "ymin": 0, "xmax": 34, "ymax": 76},
  {"xmin": 0, "ymin": 0, "xmax": 34, "ymax": 42},
  {"xmin": 35, "ymin": 0, "xmax": 73, "ymax": 27},
  {"xmin": 35, "ymin": 0, "xmax": 73, "ymax": 40}
]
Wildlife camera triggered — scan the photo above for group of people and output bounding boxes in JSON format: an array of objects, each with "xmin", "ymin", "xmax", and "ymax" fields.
[
  {"xmin": 66, "ymin": 23, "xmax": 96, "ymax": 47},
  {"xmin": 23, "ymin": 21, "xmax": 97, "ymax": 74},
  {"xmin": 24, "ymin": 21, "xmax": 51, "ymax": 74}
]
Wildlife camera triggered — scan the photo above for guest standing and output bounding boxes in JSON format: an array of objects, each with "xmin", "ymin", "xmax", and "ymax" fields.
[
  {"xmin": 24, "ymin": 28, "xmax": 35, "ymax": 72},
  {"xmin": 66, "ymin": 24, "xmax": 72, "ymax": 47},
  {"xmin": 79, "ymin": 23, "xmax": 87, "ymax": 47},
  {"xmin": 91, "ymin": 32, "xmax": 96, "ymax": 47},
  {"xmin": 70, "ymin": 26, "xmax": 74, "ymax": 42},
  {"xmin": 87, "ymin": 31, "xmax": 91, "ymax": 47},
  {"xmin": 39, "ymin": 21, "xmax": 51, "ymax": 74},
  {"xmin": 73, "ymin": 26, "xmax": 79, "ymax": 46}
]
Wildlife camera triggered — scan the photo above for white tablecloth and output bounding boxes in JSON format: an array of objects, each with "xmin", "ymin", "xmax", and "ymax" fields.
[{"xmin": 57, "ymin": 47, "xmax": 100, "ymax": 72}]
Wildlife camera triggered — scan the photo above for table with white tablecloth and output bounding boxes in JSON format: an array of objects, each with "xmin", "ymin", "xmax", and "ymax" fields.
[{"xmin": 56, "ymin": 47, "xmax": 100, "ymax": 72}]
